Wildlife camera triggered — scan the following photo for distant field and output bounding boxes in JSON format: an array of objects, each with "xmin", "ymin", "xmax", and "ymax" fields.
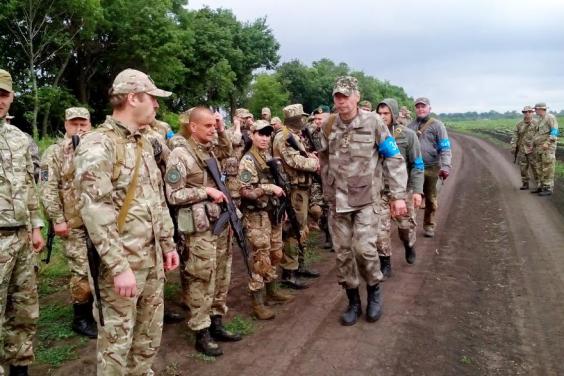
[{"xmin": 446, "ymin": 117, "xmax": 564, "ymax": 176}]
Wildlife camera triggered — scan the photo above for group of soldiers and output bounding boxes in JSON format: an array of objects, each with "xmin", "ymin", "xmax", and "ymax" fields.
[
  {"xmin": 511, "ymin": 104, "xmax": 560, "ymax": 195},
  {"xmin": 0, "ymin": 67, "xmax": 453, "ymax": 375}
]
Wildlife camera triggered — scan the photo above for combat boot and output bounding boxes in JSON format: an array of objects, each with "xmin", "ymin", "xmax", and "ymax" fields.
[
  {"xmin": 296, "ymin": 258, "xmax": 320, "ymax": 278},
  {"xmin": 531, "ymin": 187, "xmax": 542, "ymax": 193},
  {"xmin": 404, "ymin": 244, "xmax": 416, "ymax": 264},
  {"xmin": 72, "ymin": 302, "xmax": 97, "ymax": 339},
  {"xmin": 423, "ymin": 227, "xmax": 434, "ymax": 238},
  {"xmin": 9, "ymin": 365, "xmax": 28, "ymax": 376},
  {"xmin": 251, "ymin": 289, "xmax": 275, "ymax": 320},
  {"xmin": 195, "ymin": 328, "xmax": 223, "ymax": 357},
  {"xmin": 340, "ymin": 288, "xmax": 362, "ymax": 326},
  {"xmin": 519, "ymin": 182, "xmax": 529, "ymax": 190},
  {"xmin": 163, "ymin": 309, "xmax": 185, "ymax": 324},
  {"xmin": 209, "ymin": 315, "xmax": 242, "ymax": 342},
  {"xmin": 379, "ymin": 256, "xmax": 392, "ymax": 280},
  {"xmin": 265, "ymin": 282, "xmax": 295, "ymax": 305},
  {"xmin": 366, "ymin": 284, "xmax": 383, "ymax": 322},
  {"xmin": 538, "ymin": 187, "xmax": 553, "ymax": 196},
  {"xmin": 280, "ymin": 269, "xmax": 308, "ymax": 290}
]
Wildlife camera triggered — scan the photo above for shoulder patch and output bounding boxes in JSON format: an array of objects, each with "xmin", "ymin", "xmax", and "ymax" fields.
[
  {"xmin": 240, "ymin": 170, "xmax": 252, "ymax": 183},
  {"xmin": 165, "ymin": 166, "xmax": 181, "ymax": 184},
  {"xmin": 40, "ymin": 167, "xmax": 49, "ymax": 182}
]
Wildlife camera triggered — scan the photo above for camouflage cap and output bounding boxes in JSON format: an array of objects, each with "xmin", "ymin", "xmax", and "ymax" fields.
[
  {"xmin": 332, "ymin": 76, "xmax": 359, "ymax": 96},
  {"xmin": 0, "ymin": 69, "xmax": 13, "ymax": 93},
  {"xmin": 251, "ymin": 119, "xmax": 273, "ymax": 132},
  {"xmin": 414, "ymin": 97, "xmax": 431, "ymax": 106},
  {"xmin": 359, "ymin": 100, "xmax": 372, "ymax": 111},
  {"xmin": 111, "ymin": 68, "xmax": 172, "ymax": 97},
  {"xmin": 283, "ymin": 104, "xmax": 308, "ymax": 120},
  {"xmin": 534, "ymin": 102, "xmax": 547, "ymax": 110},
  {"xmin": 270, "ymin": 116, "xmax": 281, "ymax": 125},
  {"xmin": 522, "ymin": 105, "xmax": 534, "ymax": 113},
  {"xmin": 261, "ymin": 107, "xmax": 271, "ymax": 115},
  {"xmin": 65, "ymin": 107, "xmax": 90, "ymax": 120},
  {"xmin": 235, "ymin": 108, "xmax": 253, "ymax": 118}
]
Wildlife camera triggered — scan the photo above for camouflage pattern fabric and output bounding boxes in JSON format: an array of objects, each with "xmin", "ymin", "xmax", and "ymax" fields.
[
  {"xmin": 74, "ymin": 117, "xmax": 176, "ymax": 374},
  {"xmin": 422, "ymin": 165, "xmax": 440, "ymax": 231},
  {"xmin": 532, "ymin": 113, "xmax": 559, "ymax": 189},
  {"xmin": 282, "ymin": 188, "xmax": 309, "ymax": 271},
  {"xmin": 510, "ymin": 118, "xmax": 538, "ymax": 184},
  {"xmin": 95, "ymin": 266, "xmax": 163, "ymax": 375},
  {"xmin": 0, "ymin": 228, "xmax": 39, "ymax": 367},
  {"xmin": 64, "ymin": 228, "xmax": 91, "ymax": 303},
  {"xmin": 376, "ymin": 192, "xmax": 417, "ymax": 256}
]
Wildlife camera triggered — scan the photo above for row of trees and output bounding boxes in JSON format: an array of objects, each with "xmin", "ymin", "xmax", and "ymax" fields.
[
  {"xmin": 1, "ymin": 0, "xmax": 412, "ymax": 139},
  {"xmin": 440, "ymin": 110, "xmax": 564, "ymax": 122}
]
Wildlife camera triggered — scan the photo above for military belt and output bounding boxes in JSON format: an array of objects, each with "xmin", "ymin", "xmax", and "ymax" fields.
[{"xmin": 0, "ymin": 225, "xmax": 26, "ymax": 235}]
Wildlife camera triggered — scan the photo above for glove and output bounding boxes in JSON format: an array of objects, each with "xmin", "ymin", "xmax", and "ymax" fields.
[{"xmin": 438, "ymin": 169, "xmax": 449, "ymax": 180}]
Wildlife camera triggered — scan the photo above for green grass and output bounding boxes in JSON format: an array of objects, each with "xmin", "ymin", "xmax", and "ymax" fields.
[
  {"xmin": 37, "ymin": 238, "xmax": 71, "ymax": 296},
  {"xmin": 37, "ymin": 304, "xmax": 75, "ymax": 342},
  {"xmin": 460, "ymin": 355, "xmax": 472, "ymax": 365},
  {"xmin": 224, "ymin": 314, "xmax": 255, "ymax": 336},
  {"xmin": 164, "ymin": 282, "xmax": 181, "ymax": 300},
  {"xmin": 36, "ymin": 344, "xmax": 80, "ymax": 367}
]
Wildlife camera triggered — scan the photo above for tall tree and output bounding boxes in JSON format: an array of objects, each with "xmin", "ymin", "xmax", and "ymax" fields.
[{"xmin": 246, "ymin": 73, "xmax": 289, "ymax": 118}]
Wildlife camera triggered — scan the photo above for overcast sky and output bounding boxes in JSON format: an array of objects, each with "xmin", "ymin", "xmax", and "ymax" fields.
[{"xmin": 188, "ymin": 0, "xmax": 564, "ymax": 113}]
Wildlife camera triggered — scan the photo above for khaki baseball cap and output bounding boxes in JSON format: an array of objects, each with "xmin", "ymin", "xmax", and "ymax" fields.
[
  {"xmin": 65, "ymin": 107, "xmax": 90, "ymax": 120},
  {"xmin": 332, "ymin": 76, "xmax": 359, "ymax": 96},
  {"xmin": 534, "ymin": 102, "xmax": 547, "ymax": 110},
  {"xmin": 0, "ymin": 69, "xmax": 13, "ymax": 93},
  {"xmin": 522, "ymin": 105, "xmax": 534, "ymax": 113},
  {"xmin": 251, "ymin": 119, "xmax": 273, "ymax": 132},
  {"xmin": 414, "ymin": 97, "xmax": 430, "ymax": 106},
  {"xmin": 283, "ymin": 104, "xmax": 308, "ymax": 120},
  {"xmin": 261, "ymin": 107, "xmax": 271, "ymax": 115},
  {"xmin": 235, "ymin": 108, "xmax": 253, "ymax": 118},
  {"xmin": 270, "ymin": 116, "xmax": 281, "ymax": 125},
  {"xmin": 111, "ymin": 68, "xmax": 172, "ymax": 97}
]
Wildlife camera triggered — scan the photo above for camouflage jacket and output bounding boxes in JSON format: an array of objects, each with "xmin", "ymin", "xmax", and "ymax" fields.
[
  {"xmin": 533, "ymin": 113, "xmax": 560, "ymax": 146},
  {"xmin": 388, "ymin": 124, "xmax": 424, "ymax": 194},
  {"xmin": 0, "ymin": 119, "xmax": 43, "ymax": 229},
  {"xmin": 510, "ymin": 119, "xmax": 537, "ymax": 154},
  {"xmin": 272, "ymin": 126, "xmax": 318, "ymax": 188},
  {"xmin": 40, "ymin": 135, "xmax": 83, "ymax": 228},
  {"xmin": 74, "ymin": 117, "xmax": 176, "ymax": 278},
  {"xmin": 319, "ymin": 112, "xmax": 407, "ymax": 213},
  {"xmin": 164, "ymin": 133, "xmax": 231, "ymax": 206},
  {"xmin": 407, "ymin": 116, "xmax": 452, "ymax": 172},
  {"xmin": 238, "ymin": 146, "xmax": 278, "ymax": 211}
]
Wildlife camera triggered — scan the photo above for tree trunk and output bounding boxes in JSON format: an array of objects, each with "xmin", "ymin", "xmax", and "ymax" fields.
[{"xmin": 41, "ymin": 52, "xmax": 71, "ymax": 138}]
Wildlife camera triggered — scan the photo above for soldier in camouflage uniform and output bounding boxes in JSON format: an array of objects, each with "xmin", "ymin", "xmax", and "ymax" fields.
[
  {"xmin": 164, "ymin": 107, "xmax": 241, "ymax": 357},
  {"xmin": 359, "ymin": 100, "xmax": 372, "ymax": 112},
  {"xmin": 238, "ymin": 120, "xmax": 294, "ymax": 320},
  {"xmin": 270, "ymin": 116, "xmax": 282, "ymax": 131},
  {"xmin": 318, "ymin": 76, "xmax": 408, "ymax": 326},
  {"xmin": 376, "ymin": 99, "xmax": 424, "ymax": 279},
  {"xmin": 397, "ymin": 106, "xmax": 412, "ymax": 126},
  {"xmin": 407, "ymin": 97, "xmax": 451, "ymax": 238},
  {"xmin": 40, "ymin": 107, "xmax": 97, "ymax": 339},
  {"xmin": 5, "ymin": 114, "xmax": 40, "ymax": 183},
  {"xmin": 74, "ymin": 69, "xmax": 179, "ymax": 375},
  {"xmin": 261, "ymin": 107, "xmax": 272, "ymax": 122},
  {"xmin": 0, "ymin": 69, "xmax": 45, "ymax": 376},
  {"xmin": 510, "ymin": 106, "xmax": 538, "ymax": 190},
  {"xmin": 532, "ymin": 102, "xmax": 560, "ymax": 196},
  {"xmin": 272, "ymin": 104, "xmax": 321, "ymax": 289}
]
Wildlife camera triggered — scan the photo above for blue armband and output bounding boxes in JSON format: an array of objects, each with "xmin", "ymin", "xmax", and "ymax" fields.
[
  {"xmin": 414, "ymin": 156, "xmax": 425, "ymax": 171},
  {"xmin": 438, "ymin": 138, "xmax": 451, "ymax": 152},
  {"xmin": 166, "ymin": 130, "xmax": 175, "ymax": 140},
  {"xmin": 550, "ymin": 128, "xmax": 560, "ymax": 137},
  {"xmin": 379, "ymin": 136, "xmax": 400, "ymax": 158}
]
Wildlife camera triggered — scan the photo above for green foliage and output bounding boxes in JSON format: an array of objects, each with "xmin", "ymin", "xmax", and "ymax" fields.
[
  {"xmin": 38, "ymin": 304, "xmax": 75, "ymax": 342},
  {"xmin": 247, "ymin": 74, "xmax": 289, "ymax": 118},
  {"xmin": 223, "ymin": 315, "xmax": 255, "ymax": 336},
  {"xmin": 36, "ymin": 344, "xmax": 80, "ymax": 367}
]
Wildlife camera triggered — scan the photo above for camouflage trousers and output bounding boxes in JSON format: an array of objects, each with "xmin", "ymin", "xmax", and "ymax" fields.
[
  {"xmin": 377, "ymin": 193, "xmax": 417, "ymax": 257},
  {"xmin": 95, "ymin": 263, "xmax": 164, "ymax": 376},
  {"xmin": 184, "ymin": 228, "xmax": 231, "ymax": 331},
  {"xmin": 329, "ymin": 204, "xmax": 383, "ymax": 289},
  {"xmin": 517, "ymin": 152, "xmax": 537, "ymax": 184},
  {"xmin": 533, "ymin": 143, "xmax": 557, "ymax": 189},
  {"xmin": 423, "ymin": 165, "xmax": 441, "ymax": 231},
  {"xmin": 0, "ymin": 228, "xmax": 39, "ymax": 368},
  {"xmin": 281, "ymin": 188, "xmax": 309, "ymax": 271},
  {"xmin": 63, "ymin": 227, "xmax": 92, "ymax": 304},
  {"xmin": 243, "ymin": 211, "xmax": 283, "ymax": 292}
]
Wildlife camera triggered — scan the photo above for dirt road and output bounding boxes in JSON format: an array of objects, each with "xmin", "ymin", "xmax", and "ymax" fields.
[{"xmin": 51, "ymin": 133, "xmax": 564, "ymax": 375}]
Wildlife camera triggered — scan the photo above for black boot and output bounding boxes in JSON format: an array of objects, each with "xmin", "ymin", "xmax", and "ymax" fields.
[
  {"xmin": 366, "ymin": 284, "xmax": 383, "ymax": 322},
  {"xmin": 195, "ymin": 328, "xmax": 223, "ymax": 357},
  {"xmin": 297, "ymin": 257, "xmax": 320, "ymax": 278},
  {"xmin": 531, "ymin": 187, "xmax": 542, "ymax": 193},
  {"xmin": 538, "ymin": 187, "xmax": 553, "ymax": 196},
  {"xmin": 404, "ymin": 244, "xmax": 416, "ymax": 264},
  {"xmin": 164, "ymin": 308, "xmax": 185, "ymax": 324},
  {"xmin": 209, "ymin": 315, "xmax": 242, "ymax": 342},
  {"xmin": 379, "ymin": 256, "xmax": 392, "ymax": 280},
  {"xmin": 281, "ymin": 269, "xmax": 308, "ymax": 290},
  {"xmin": 519, "ymin": 182, "xmax": 529, "ymax": 190},
  {"xmin": 72, "ymin": 302, "xmax": 97, "ymax": 339},
  {"xmin": 9, "ymin": 365, "xmax": 28, "ymax": 376},
  {"xmin": 341, "ymin": 288, "xmax": 362, "ymax": 326}
]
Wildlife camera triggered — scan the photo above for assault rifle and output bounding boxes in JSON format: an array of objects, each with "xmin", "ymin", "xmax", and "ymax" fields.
[
  {"xmin": 266, "ymin": 158, "xmax": 306, "ymax": 258},
  {"xmin": 302, "ymin": 127, "xmax": 318, "ymax": 152},
  {"xmin": 43, "ymin": 221, "xmax": 55, "ymax": 264},
  {"xmin": 286, "ymin": 134, "xmax": 322, "ymax": 185},
  {"xmin": 205, "ymin": 158, "xmax": 252, "ymax": 276}
]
